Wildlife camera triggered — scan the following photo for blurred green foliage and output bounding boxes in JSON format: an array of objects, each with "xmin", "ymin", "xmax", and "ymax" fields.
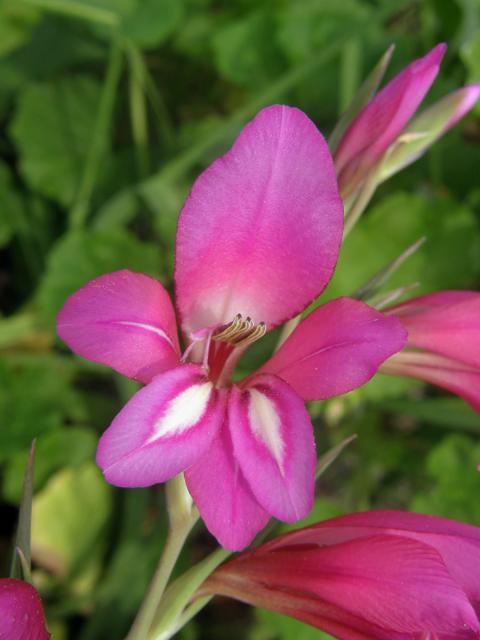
[{"xmin": 0, "ymin": 0, "xmax": 479, "ymax": 638}]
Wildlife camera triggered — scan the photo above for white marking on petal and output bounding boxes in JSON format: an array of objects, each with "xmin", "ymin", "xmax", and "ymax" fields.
[
  {"xmin": 148, "ymin": 382, "xmax": 213, "ymax": 442},
  {"xmin": 248, "ymin": 389, "xmax": 284, "ymax": 472},
  {"xmin": 116, "ymin": 321, "xmax": 175, "ymax": 349}
]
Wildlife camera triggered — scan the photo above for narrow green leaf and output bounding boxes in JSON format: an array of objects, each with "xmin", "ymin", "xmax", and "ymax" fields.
[
  {"xmin": 10, "ymin": 440, "xmax": 36, "ymax": 581},
  {"xmin": 329, "ymin": 44, "xmax": 394, "ymax": 153},
  {"xmin": 316, "ymin": 435, "xmax": 357, "ymax": 479}
]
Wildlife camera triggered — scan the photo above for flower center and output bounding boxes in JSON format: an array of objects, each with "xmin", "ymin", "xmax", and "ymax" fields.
[
  {"xmin": 183, "ymin": 314, "xmax": 266, "ymax": 386},
  {"xmin": 212, "ymin": 314, "xmax": 266, "ymax": 349}
]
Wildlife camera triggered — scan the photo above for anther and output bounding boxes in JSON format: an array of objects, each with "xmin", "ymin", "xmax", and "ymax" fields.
[{"xmin": 212, "ymin": 315, "xmax": 266, "ymax": 349}]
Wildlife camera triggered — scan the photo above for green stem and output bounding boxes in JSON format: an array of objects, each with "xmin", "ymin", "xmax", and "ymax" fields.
[
  {"xmin": 127, "ymin": 44, "xmax": 150, "ymax": 178},
  {"xmin": 125, "ymin": 476, "xmax": 198, "ymax": 640},
  {"xmin": 342, "ymin": 171, "xmax": 379, "ymax": 238},
  {"xmin": 69, "ymin": 38, "xmax": 123, "ymax": 229}
]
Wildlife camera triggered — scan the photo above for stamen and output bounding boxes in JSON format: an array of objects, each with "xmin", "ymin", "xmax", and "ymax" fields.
[{"xmin": 212, "ymin": 314, "xmax": 266, "ymax": 349}]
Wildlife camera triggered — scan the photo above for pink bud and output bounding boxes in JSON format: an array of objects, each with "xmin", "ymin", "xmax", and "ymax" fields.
[
  {"xmin": 0, "ymin": 578, "xmax": 50, "ymax": 639},
  {"xmin": 334, "ymin": 44, "xmax": 446, "ymax": 198}
]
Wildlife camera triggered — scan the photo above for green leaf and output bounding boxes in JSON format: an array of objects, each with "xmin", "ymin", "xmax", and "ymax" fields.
[
  {"xmin": 31, "ymin": 462, "xmax": 112, "ymax": 579},
  {"xmin": 0, "ymin": 3, "xmax": 39, "ymax": 57},
  {"xmin": 3, "ymin": 427, "xmax": 97, "ymax": 504},
  {"xmin": 121, "ymin": 0, "xmax": 184, "ymax": 48},
  {"xmin": 0, "ymin": 358, "xmax": 83, "ymax": 462},
  {"xmin": 381, "ymin": 397, "xmax": 480, "ymax": 433},
  {"xmin": 410, "ymin": 434, "xmax": 480, "ymax": 524},
  {"xmin": 38, "ymin": 228, "xmax": 161, "ymax": 326},
  {"xmin": 0, "ymin": 161, "xmax": 23, "ymax": 247},
  {"xmin": 212, "ymin": 10, "xmax": 285, "ymax": 87},
  {"xmin": 323, "ymin": 191, "xmax": 480, "ymax": 302},
  {"xmin": 253, "ymin": 608, "xmax": 332, "ymax": 640},
  {"xmin": 10, "ymin": 75, "xmax": 104, "ymax": 206},
  {"xmin": 10, "ymin": 440, "xmax": 36, "ymax": 580}
]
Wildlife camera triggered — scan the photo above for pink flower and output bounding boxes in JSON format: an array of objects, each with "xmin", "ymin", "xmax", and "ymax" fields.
[
  {"xmin": 382, "ymin": 291, "xmax": 480, "ymax": 412},
  {"xmin": 204, "ymin": 511, "xmax": 480, "ymax": 639},
  {"xmin": 334, "ymin": 44, "xmax": 446, "ymax": 198},
  {"xmin": 0, "ymin": 578, "xmax": 50, "ymax": 639},
  {"xmin": 57, "ymin": 106, "xmax": 406, "ymax": 550}
]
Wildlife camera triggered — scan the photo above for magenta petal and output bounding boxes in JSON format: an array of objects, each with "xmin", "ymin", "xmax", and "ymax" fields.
[
  {"xmin": 175, "ymin": 105, "xmax": 343, "ymax": 334},
  {"xmin": 229, "ymin": 375, "xmax": 315, "ymax": 522},
  {"xmin": 185, "ymin": 424, "xmax": 270, "ymax": 551},
  {"xmin": 57, "ymin": 270, "xmax": 180, "ymax": 383},
  {"xmin": 382, "ymin": 352, "xmax": 480, "ymax": 413},
  {"xmin": 257, "ymin": 297, "xmax": 407, "ymax": 401},
  {"xmin": 0, "ymin": 579, "xmax": 50, "ymax": 640},
  {"xmin": 335, "ymin": 44, "xmax": 445, "ymax": 196},
  {"xmin": 96, "ymin": 365, "xmax": 225, "ymax": 487},
  {"xmin": 387, "ymin": 291, "xmax": 480, "ymax": 368},
  {"xmin": 209, "ymin": 534, "xmax": 480, "ymax": 638}
]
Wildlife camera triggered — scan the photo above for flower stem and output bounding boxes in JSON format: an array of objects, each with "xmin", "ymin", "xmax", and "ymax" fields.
[
  {"xmin": 125, "ymin": 476, "xmax": 198, "ymax": 640},
  {"xmin": 343, "ymin": 170, "xmax": 379, "ymax": 238}
]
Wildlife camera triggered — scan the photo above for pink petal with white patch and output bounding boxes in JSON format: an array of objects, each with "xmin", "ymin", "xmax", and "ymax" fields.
[
  {"xmin": 57, "ymin": 270, "xmax": 180, "ymax": 384},
  {"xmin": 229, "ymin": 375, "xmax": 315, "ymax": 522},
  {"xmin": 175, "ymin": 105, "xmax": 343, "ymax": 334},
  {"xmin": 335, "ymin": 44, "xmax": 445, "ymax": 197},
  {"xmin": 0, "ymin": 579, "xmax": 50, "ymax": 640},
  {"xmin": 387, "ymin": 291, "xmax": 480, "ymax": 368},
  {"xmin": 96, "ymin": 365, "xmax": 225, "ymax": 487},
  {"xmin": 257, "ymin": 297, "xmax": 407, "ymax": 401},
  {"xmin": 381, "ymin": 352, "xmax": 480, "ymax": 413},
  {"xmin": 185, "ymin": 424, "xmax": 270, "ymax": 551}
]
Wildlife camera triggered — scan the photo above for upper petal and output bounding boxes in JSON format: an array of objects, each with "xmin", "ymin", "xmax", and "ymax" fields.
[
  {"xmin": 175, "ymin": 105, "xmax": 343, "ymax": 334},
  {"xmin": 96, "ymin": 364, "xmax": 225, "ymax": 487},
  {"xmin": 57, "ymin": 270, "xmax": 180, "ymax": 383},
  {"xmin": 185, "ymin": 423, "xmax": 270, "ymax": 551},
  {"xmin": 256, "ymin": 297, "xmax": 407, "ymax": 401},
  {"xmin": 335, "ymin": 44, "xmax": 445, "ymax": 197},
  {"xmin": 0, "ymin": 579, "xmax": 50, "ymax": 640},
  {"xmin": 229, "ymin": 374, "xmax": 316, "ymax": 523}
]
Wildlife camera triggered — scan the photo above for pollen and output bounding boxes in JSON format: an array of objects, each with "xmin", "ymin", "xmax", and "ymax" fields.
[{"xmin": 212, "ymin": 314, "xmax": 266, "ymax": 349}]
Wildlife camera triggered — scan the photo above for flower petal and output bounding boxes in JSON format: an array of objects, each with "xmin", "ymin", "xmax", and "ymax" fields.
[
  {"xmin": 335, "ymin": 44, "xmax": 445, "ymax": 197},
  {"xmin": 387, "ymin": 291, "xmax": 480, "ymax": 368},
  {"xmin": 175, "ymin": 105, "xmax": 343, "ymax": 334},
  {"xmin": 207, "ymin": 534, "xmax": 480, "ymax": 638},
  {"xmin": 57, "ymin": 270, "xmax": 180, "ymax": 384},
  {"xmin": 382, "ymin": 352, "xmax": 480, "ymax": 413},
  {"xmin": 257, "ymin": 298, "xmax": 407, "ymax": 401},
  {"xmin": 286, "ymin": 510, "xmax": 480, "ymax": 616},
  {"xmin": 0, "ymin": 579, "xmax": 50, "ymax": 640},
  {"xmin": 229, "ymin": 375, "xmax": 315, "ymax": 522},
  {"xmin": 185, "ymin": 424, "xmax": 270, "ymax": 551},
  {"xmin": 96, "ymin": 364, "xmax": 225, "ymax": 487}
]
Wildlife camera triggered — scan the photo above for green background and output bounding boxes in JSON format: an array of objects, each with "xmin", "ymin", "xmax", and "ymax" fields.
[{"xmin": 1, "ymin": 0, "xmax": 480, "ymax": 638}]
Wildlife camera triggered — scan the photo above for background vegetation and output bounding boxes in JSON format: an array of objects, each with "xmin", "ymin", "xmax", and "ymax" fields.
[{"xmin": 1, "ymin": 0, "xmax": 480, "ymax": 638}]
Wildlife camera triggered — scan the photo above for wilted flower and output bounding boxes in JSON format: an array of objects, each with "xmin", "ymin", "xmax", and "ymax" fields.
[
  {"xmin": 0, "ymin": 578, "xmax": 50, "ymax": 640},
  {"xmin": 382, "ymin": 291, "xmax": 480, "ymax": 412},
  {"xmin": 204, "ymin": 510, "xmax": 480, "ymax": 639},
  {"xmin": 57, "ymin": 105, "xmax": 405, "ymax": 550}
]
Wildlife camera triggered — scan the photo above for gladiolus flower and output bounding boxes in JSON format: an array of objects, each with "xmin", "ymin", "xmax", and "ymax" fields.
[
  {"xmin": 0, "ymin": 578, "xmax": 50, "ymax": 639},
  {"xmin": 382, "ymin": 291, "xmax": 480, "ymax": 412},
  {"xmin": 57, "ymin": 105, "xmax": 406, "ymax": 550},
  {"xmin": 204, "ymin": 511, "xmax": 480, "ymax": 639}
]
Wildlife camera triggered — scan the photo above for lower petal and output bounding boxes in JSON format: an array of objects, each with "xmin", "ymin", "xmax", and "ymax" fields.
[
  {"xmin": 229, "ymin": 375, "xmax": 316, "ymax": 523},
  {"xmin": 96, "ymin": 365, "xmax": 225, "ymax": 487},
  {"xmin": 185, "ymin": 425, "xmax": 270, "ymax": 551}
]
